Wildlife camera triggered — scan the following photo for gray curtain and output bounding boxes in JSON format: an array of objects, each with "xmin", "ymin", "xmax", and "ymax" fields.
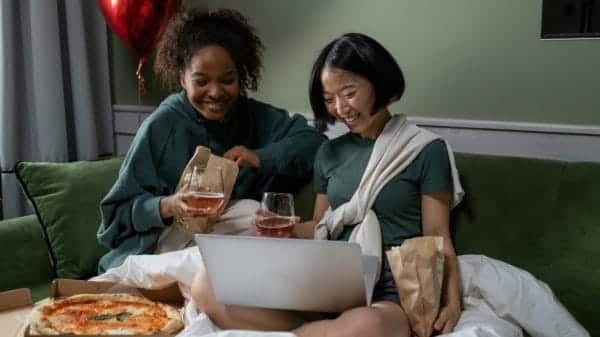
[{"xmin": 0, "ymin": 0, "xmax": 114, "ymax": 219}]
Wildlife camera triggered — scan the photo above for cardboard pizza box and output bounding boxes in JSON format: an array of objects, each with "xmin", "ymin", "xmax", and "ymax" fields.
[
  {"xmin": 0, "ymin": 288, "xmax": 33, "ymax": 337},
  {"xmin": 23, "ymin": 279, "xmax": 185, "ymax": 337}
]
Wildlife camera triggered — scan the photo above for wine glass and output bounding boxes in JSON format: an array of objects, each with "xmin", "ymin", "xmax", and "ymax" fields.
[
  {"xmin": 256, "ymin": 192, "xmax": 295, "ymax": 238},
  {"xmin": 186, "ymin": 165, "xmax": 225, "ymax": 216}
]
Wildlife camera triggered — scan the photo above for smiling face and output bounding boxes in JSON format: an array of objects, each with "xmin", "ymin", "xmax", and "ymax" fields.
[
  {"xmin": 180, "ymin": 45, "xmax": 240, "ymax": 121},
  {"xmin": 320, "ymin": 66, "xmax": 382, "ymax": 134}
]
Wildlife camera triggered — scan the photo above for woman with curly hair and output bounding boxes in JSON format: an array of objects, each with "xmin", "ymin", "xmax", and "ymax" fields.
[{"xmin": 97, "ymin": 8, "xmax": 324, "ymax": 272}]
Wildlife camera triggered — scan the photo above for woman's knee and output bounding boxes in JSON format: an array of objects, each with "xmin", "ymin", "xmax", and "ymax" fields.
[
  {"xmin": 358, "ymin": 309, "xmax": 387, "ymax": 337},
  {"xmin": 190, "ymin": 269, "xmax": 222, "ymax": 317},
  {"xmin": 338, "ymin": 307, "xmax": 386, "ymax": 337}
]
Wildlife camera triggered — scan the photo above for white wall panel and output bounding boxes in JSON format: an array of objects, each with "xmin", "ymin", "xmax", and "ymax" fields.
[{"xmin": 113, "ymin": 105, "xmax": 600, "ymax": 162}]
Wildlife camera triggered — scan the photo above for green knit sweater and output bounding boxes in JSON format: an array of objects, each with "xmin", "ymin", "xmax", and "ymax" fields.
[{"xmin": 97, "ymin": 92, "xmax": 324, "ymax": 271}]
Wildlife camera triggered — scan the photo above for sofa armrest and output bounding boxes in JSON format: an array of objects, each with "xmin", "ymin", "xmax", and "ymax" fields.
[{"xmin": 0, "ymin": 215, "xmax": 54, "ymax": 291}]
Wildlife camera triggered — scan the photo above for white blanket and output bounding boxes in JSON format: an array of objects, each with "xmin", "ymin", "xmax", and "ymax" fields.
[
  {"xmin": 92, "ymin": 250, "xmax": 589, "ymax": 337},
  {"xmin": 314, "ymin": 114, "xmax": 464, "ymax": 279}
]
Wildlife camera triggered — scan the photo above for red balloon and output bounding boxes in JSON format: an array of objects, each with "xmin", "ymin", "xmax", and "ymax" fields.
[{"xmin": 97, "ymin": 0, "xmax": 180, "ymax": 63}]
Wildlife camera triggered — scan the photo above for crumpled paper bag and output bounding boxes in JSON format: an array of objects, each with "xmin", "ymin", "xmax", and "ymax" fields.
[
  {"xmin": 174, "ymin": 146, "xmax": 238, "ymax": 233},
  {"xmin": 386, "ymin": 236, "xmax": 445, "ymax": 337}
]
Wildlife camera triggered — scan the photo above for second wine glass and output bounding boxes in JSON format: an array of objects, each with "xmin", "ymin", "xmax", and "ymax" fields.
[{"xmin": 256, "ymin": 192, "xmax": 295, "ymax": 238}]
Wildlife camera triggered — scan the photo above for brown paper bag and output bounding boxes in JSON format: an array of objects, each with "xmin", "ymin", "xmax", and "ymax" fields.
[
  {"xmin": 386, "ymin": 236, "xmax": 445, "ymax": 337},
  {"xmin": 173, "ymin": 146, "xmax": 239, "ymax": 233}
]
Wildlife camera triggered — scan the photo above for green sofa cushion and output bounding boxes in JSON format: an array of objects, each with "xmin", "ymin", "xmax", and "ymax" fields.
[
  {"xmin": 29, "ymin": 282, "xmax": 53, "ymax": 303},
  {"xmin": 16, "ymin": 158, "xmax": 122, "ymax": 279},
  {"xmin": 452, "ymin": 153, "xmax": 597, "ymax": 335},
  {"xmin": 0, "ymin": 215, "xmax": 53, "ymax": 291},
  {"xmin": 548, "ymin": 162, "xmax": 600, "ymax": 334},
  {"xmin": 452, "ymin": 153, "xmax": 564, "ymax": 272}
]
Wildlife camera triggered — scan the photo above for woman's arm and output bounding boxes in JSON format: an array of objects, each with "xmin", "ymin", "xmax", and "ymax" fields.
[
  {"xmin": 98, "ymin": 120, "xmax": 171, "ymax": 247},
  {"xmin": 293, "ymin": 194, "xmax": 330, "ymax": 239},
  {"xmin": 251, "ymin": 107, "xmax": 325, "ymax": 177},
  {"xmin": 422, "ymin": 191, "xmax": 462, "ymax": 334}
]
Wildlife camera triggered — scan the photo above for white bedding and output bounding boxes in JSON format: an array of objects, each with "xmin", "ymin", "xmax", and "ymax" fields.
[{"xmin": 91, "ymin": 249, "xmax": 589, "ymax": 337}]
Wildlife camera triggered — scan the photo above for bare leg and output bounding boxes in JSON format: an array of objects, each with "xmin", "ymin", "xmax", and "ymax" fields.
[
  {"xmin": 293, "ymin": 301, "xmax": 410, "ymax": 337},
  {"xmin": 190, "ymin": 263, "xmax": 303, "ymax": 330}
]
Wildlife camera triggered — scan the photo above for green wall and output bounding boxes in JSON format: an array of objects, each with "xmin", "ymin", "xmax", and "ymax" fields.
[{"xmin": 110, "ymin": 0, "xmax": 600, "ymax": 125}]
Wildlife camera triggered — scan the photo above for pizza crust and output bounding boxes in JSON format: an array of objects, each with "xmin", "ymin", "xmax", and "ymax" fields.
[
  {"xmin": 30, "ymin": 304, "xmax": 55, "ymax": 335},
  {"xmin": 30, "ymin": 293, "xmax": 183, "ymax": 335},
  {"xmin": 158, "ymin": 302, "xmax": 185, "ymax": 334}
]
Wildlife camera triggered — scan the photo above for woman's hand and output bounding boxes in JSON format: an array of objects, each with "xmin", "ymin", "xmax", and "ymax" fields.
[
  {"xmin": 224, "ymin": 145, "xmax": 260, "ymax": 168},
  {"xmin": 292, "ymin": 221, "xmax": 318, "ymax": 239},
  {"xmin": 422, "ymin": 192, "xmax": 462, "ymax": 334},
  {"xmin": 434, "ymin": 297, "xmax": 461, "ymax": 334},
  {"xmin": 159, "ymin": 186, "xmax": 216, "ymax": 219},
  {"xmin": 251, "ymin": 209, "xmax": 317, "ymax": 239}
]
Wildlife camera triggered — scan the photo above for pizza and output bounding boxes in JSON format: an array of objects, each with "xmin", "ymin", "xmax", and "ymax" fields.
[{"xmin": 29, "ymin": 293, "xmax": 184, "ymax": 335}]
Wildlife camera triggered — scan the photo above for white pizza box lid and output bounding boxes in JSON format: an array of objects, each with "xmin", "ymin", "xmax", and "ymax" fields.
[
  {"xmin": 22, "ymin": 279, "xmax": 185, "ymax": 337},
  {"xmin": 0, "ymin": 288, "xmax": 33, "ymax": 337}
]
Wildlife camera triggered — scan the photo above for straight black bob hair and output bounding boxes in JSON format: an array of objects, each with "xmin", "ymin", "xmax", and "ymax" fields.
[{"xmin": 309, "ymin": 33, "xmax": 405, "ymax": 132}]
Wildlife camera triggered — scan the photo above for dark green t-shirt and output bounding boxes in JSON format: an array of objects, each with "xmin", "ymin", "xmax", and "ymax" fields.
[{"xmin": 313, "ymin": 133, "xmax": 452, "ymax": 248}]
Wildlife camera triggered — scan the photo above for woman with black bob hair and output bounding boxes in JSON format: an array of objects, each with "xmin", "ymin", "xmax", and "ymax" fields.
[
  {"xmin": 192, "ymin": 32, "xmax": 464, "ymax": 337},
  {"xmin": 97, "ymin": 8, "xmax": 324, "ymax": 272},
  {"xmin": 309, "ymin": 32, "xmax": 405, "ymax": 132}
]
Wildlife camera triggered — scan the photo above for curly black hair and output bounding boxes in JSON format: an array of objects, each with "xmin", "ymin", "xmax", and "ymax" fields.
[{"xmin": 153, "ymin": 8, "xmax": 264, "ymax": 95}]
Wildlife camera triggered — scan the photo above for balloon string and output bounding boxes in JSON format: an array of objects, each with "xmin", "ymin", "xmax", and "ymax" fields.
[{"xmin": 136, "ymin": 59, "xmax": 146, "ymax": 127}]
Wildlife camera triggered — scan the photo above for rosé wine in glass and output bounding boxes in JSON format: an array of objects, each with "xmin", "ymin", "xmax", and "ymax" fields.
[
  {"xmin": 187, "ymin": 191, "xmax": 225, "ymax": 215},
  {"xmin": 256, "ymin": 192, "xmax": 295, "ymax": 238},
  {"xmin": 187, "ymin": 166, "xmax": 225, "ymax": 216},
  {"xmin": 256, "ymin": 215, "xmax": 295, "ymax": 238}
]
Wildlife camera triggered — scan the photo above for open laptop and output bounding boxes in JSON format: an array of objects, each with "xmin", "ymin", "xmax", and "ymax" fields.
[{"xmin": 195, "ymin": 234, "xmax": 378, "ymax": 313}]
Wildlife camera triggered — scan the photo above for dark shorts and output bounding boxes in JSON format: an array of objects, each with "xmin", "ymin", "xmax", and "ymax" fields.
[
  {"xmin": 307, "ymin": 268, "xmax": 400, "ymax": 327},
  {"xmin": 315, "ymin": 268, "xmax": 400, "ymax": 323},
  {"xmin": 335, "ymin": 228, "xmax": 401, "ymax": 304},
  {"xmin": 372, "ymin": 267, "xmax": 400, "ymax": 304}
]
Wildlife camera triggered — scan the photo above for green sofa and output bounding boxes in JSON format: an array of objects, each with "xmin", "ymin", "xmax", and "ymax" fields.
[{"xmin": 0, "ymin": 153, "xmax": 597, "ymax": 335}]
